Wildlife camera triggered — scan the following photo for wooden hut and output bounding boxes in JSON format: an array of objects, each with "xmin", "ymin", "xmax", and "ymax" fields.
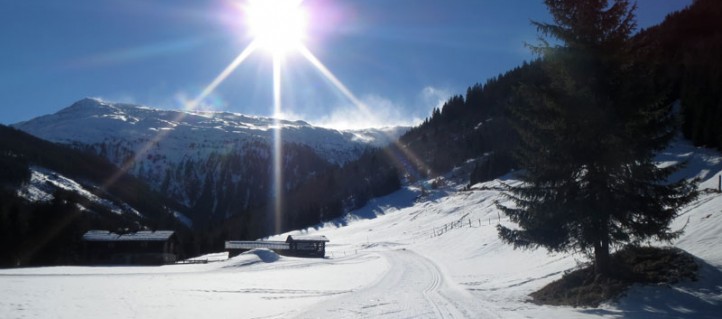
[
  {"xmin": 225, "ymin": 234, "xmax": 329, "ymax": 258},
  {"xmin": 284, "ymin": 235, "xmax": 329, "ymax": 258},
  {"xmin": 82, "ymin": 230, "xmax": 178, "ymax": 265},
  {"xmin": 225, "ymin": 240, "xmax": 290, "ymax": 257}
]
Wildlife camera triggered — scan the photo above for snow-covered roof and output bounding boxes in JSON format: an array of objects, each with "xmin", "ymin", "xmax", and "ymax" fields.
[
  {"xmin": 82, "ymin": 230, "xmax": 175, "ymax": 242},
  {"xmin": 286, "ymin": 235, "xmax": 329, "ymax": 243},
  {"xmin": 225, "ymin": 241, "xmax": 289, "ymax": 250}
]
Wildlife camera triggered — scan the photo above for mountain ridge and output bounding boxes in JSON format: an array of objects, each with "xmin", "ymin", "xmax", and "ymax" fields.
[
  {"xmin": 14, "ymin": 97, "xmax": 408, "ymax": 160},
  {"xmin": 12, "ymin": 98, "xmax": 409, "ymax": 224}
]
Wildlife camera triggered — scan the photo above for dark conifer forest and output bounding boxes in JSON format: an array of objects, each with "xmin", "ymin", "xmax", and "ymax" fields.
[{"xmin": 636, "ymin": 0, "xmax": 722, "ymax": 150}]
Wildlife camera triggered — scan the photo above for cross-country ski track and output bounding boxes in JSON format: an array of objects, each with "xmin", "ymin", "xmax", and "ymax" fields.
[{"xmin": 296, "ymin": 249, "xmax": 497, "ymax": 318}]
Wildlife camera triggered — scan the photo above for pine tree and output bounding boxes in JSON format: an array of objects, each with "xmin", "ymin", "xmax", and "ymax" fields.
[{"xmin": 497, "ymin": 0, "xmax": 698, "ymax": 276}]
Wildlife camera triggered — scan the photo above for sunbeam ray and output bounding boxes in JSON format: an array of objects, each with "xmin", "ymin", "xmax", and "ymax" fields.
[
  {"xmin": 297, "ymin": 45, "xmax": 377, "ymax": 121},
  {"xmin": 298, "ymin": 45, "xmax": 435, "ymax": 178},
  {"xmin": 272, "ymin": 53, "xmax": 284, "ymax": 234},
  {"xmin": 101, "ymin": 111, "xmax": 187, "ymax": 193},
  {"xmin": 298, "ymin": 44, "xmax": 436, "ymax": 179},
  {"xmin": 187, "ymin": 41, "xmax": 259, "ymax": 110}
]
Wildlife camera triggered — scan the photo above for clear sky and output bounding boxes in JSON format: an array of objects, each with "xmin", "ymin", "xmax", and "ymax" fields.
[{"xmin": 0, "ymin": 0, "xmax": 692, "ymax": 129}]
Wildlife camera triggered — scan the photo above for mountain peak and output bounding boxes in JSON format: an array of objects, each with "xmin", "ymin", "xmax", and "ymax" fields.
[
  {"xmin": 71, "ymin": 97, "xmax": 105, "ymax": 107},
  {"xmin": 57, "ymin": 97, "xmax": 110, "ymax": 115}
]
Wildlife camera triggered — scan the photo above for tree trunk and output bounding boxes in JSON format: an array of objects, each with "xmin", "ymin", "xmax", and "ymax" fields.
[{"xmin": 594, "ymin": 237, "xmax": 611, "ymax": 277}]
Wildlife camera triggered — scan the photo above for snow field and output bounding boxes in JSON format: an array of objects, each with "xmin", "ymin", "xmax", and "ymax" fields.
[{"xmin": 0, "ymin": 250, "xmax": 388, "ymax": 319}]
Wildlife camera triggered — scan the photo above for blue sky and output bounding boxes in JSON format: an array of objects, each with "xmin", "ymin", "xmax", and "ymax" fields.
[{"xmin": 0, "ymin": 0, "xmax": 691, "ymax": 129}]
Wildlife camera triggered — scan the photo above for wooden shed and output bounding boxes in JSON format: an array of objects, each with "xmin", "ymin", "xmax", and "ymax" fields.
[
  {"xmin": 82, "ymin": 230, "xmax": 178, "ymax": 265},
  {"xmin": 285, "ymin": 235, "xmax": 329, "ymax": 258},
  {"xmin": 225, "ymin": 234, "xmax": 329, "ymax": 258},
  {"xmin": 225, "ymin": 240, "xmax": 290, "ymax": 257}
]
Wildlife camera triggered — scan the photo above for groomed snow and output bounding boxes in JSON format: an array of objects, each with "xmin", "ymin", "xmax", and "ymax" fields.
[{"xmin": 1, "ymin": 139, "xmax": 721, "ymax": 318}]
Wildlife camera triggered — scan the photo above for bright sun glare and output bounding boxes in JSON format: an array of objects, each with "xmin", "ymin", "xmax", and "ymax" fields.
[
  {"xmin": 245, "ymin": 0, "xmax": 308, "ymax": 56},
  {"xmin": 182, "ymin": 0, "xmax": 400, "ymax": 233}
]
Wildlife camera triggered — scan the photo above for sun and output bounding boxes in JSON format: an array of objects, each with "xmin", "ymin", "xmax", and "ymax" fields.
[
  {"xmin": 192, "ymin": 0, "xmax": 396, "ymax": 233},
  {"xmin": 245, "ymin": 0, "xmax": 308, "ymax": 56}
]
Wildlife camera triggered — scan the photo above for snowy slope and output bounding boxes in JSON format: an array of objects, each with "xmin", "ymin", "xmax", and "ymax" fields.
[
  {"xmin": 17, "ymin": 166, "xmax": 143, "ymax": 218},
  {"xmin": 1, "ymin": 138, "xmax": 721, "ymax": 319}
]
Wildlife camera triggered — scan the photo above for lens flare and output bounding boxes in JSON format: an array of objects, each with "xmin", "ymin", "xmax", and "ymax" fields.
[{"xmin": 245, "ymin": 0, "xmax": 307, "ymax": 56}]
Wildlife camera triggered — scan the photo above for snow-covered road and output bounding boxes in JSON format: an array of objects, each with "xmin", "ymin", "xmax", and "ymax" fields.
[{"xmin": 297, "ymin": 249, "xmax": 495, "ymax": 318}]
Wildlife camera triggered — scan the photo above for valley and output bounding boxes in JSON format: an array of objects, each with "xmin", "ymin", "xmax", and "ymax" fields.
[{"xmin": 1, "ymin": 139, "xmax": 721, "ymax": 318}]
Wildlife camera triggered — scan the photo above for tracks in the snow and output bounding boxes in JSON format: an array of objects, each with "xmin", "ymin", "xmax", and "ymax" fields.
[{"xmin": 295, "ymin": 249, "xmax": 496, "ymax": 318}]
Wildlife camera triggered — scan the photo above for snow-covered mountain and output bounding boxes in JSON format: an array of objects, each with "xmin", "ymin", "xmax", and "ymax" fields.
[
  {"xmin": 14, "ymin": 98, "xmax": 405, "ymax": 164},
  {"xmin": 13, "ymin": 98, "xmax": 409, "ymax": 221}
]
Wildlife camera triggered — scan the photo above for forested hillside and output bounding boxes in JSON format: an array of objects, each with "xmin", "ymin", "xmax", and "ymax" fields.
[
  {"xmin": 399, "ymin": 0, "xmax": 722, "ymax": 184},
  {"xmin": 225, "ymin": 145, "xmax": 402, "ymax": 240},
  {"xmin": 401, "ymin": 61, "xmax": 546, "ymax": 185},
  {"xmin": 635, "ymin": 0, "xmax": 722, "ymax": 149}
]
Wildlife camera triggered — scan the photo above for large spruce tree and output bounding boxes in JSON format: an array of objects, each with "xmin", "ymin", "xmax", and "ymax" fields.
[{"xmin": 497, "ymin": 0, "xmax": 698, "ymax": 275}]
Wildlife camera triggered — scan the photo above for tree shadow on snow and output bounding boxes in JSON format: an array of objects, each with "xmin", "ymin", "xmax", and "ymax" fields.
[
  {"xmin": 579, "ymin": 258, "xmax": 722, "ymax": 319},
  {"xmin": 656, "ymin": 138, "xmax": 722, "ymax": 187}
]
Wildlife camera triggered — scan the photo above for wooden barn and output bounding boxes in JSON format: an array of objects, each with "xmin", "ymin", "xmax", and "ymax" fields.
[
  {"xmin": 82, "ymin": 230, "xmax": 178, "ymax": 265},
  {"xmin": 225, "ymin": 235, "xmax": 329, "ymax": 258}
]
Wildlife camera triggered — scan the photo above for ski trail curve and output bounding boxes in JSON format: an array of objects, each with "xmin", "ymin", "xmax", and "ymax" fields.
[{"xmin": 295, "ymin": 249, "xmax": 499, "ymax": 318}]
